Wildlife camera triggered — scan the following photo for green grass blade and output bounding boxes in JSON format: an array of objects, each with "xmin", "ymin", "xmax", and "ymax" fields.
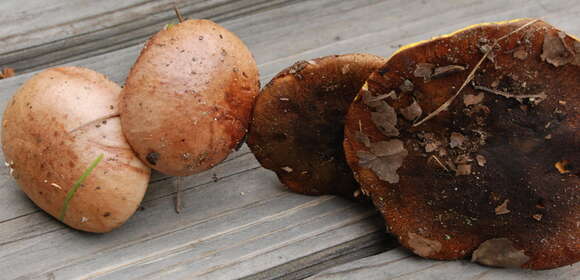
[{"xmin": 58, "ymin": 154, "xmax": 104, "ymax": 221}]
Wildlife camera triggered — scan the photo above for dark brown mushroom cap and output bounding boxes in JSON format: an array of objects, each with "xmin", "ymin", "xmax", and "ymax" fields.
[
  {"xmin": 343, "ymin": 19, "xmax": 579, "ymax": 269},
  {"xmin": 247, "ymin": 54, "xmax": 387, "ymax": 198}
]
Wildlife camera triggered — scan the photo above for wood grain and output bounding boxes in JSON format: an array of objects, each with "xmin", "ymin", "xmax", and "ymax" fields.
[
  {"xmin": 308, "ymin": 248, "xmax": 580, "ymax": 280},
  {"xmin": 0, "ymin": 0, "xmax": 578, "ymax": 279}
]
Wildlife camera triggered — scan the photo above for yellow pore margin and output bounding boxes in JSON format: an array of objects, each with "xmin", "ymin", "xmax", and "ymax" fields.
[{"xmin": 388, "ymin": 18, "xmax": 579, "ymax": 61}]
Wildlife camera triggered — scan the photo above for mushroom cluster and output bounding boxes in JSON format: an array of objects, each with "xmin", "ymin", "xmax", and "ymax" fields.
[
  {"xmin": 1, "ymin": 16, "xmax": 578, "ymax": 270},
  {"xmin": 2, "ymin": 18, "xmax": 259, "ymax": 232}
]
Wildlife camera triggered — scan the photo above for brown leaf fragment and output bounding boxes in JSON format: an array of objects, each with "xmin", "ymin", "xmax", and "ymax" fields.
[
  {"xmin": 354, "ymin": 131, "xmax": 371, "ymax": 148},
  {"xmin": 408, "ymin": 232, "xmax": 442, "ymax": 257},
  {"xmin": 455, "ymin": 164, "xmax": 471, "ymax": 176},
  {"xmin": 454, "ymin": 154, "xmax": 471, "ymax": 164},
  {"xmin": 358, "ymin": 140, "xmax": 408, "ymax": 184},
  {"xmin": 281, "ymin": 166, "xmax": 293, "ymax": 173},
  {"xmin": 472, "ymin": 238, "xmax": 530, "ymax": 268},
  {"xmin": 399, "ymin": 79, "xmax": 414, "ymax": 93},
  {"xmin": 431, "ymin": 65, "xmax": 466, "ymax": 79},
  {"xmin": 425, "ymin": 142, "xmax": 439, "ymax": 153},
  {"xmin": 541, "ymin": 33, "xmax": 574, "ymax": 67},
  {"xmin": 449, "ymin": 132, "xmax": 465, "ymax": 148},
  {"xmin": 357, "ymin": 150, "xmax": 377, "ymax": 165},
  {"xmin": 400, "ymin": 100, "xmax": 423, "ymax": 121},
  {"xmin": 0, "ymin": 67, "xmax": 15, "ymax": 79},
  {"xmin": 413, "ymin": 63, "xmax": 434, "ymax": 80},
  {"xmin": 476, "ymin": 154, "xmax": 487, "ymax": 167},
  {"xmin": 463, "ymin": 92, "xmax": 485, "ymax": 106},
  {"xmin": 532, "ymin": 213, "xmax": 543, "ymax": 221},
  {"xmin": 495, "ymin": 199, "xmax": 511, "ymax": 215},
  {"xmin": 370, "ymin": 102, "xmax": 399, "ymax": 137},
  {"xmin": 513, "ymin": 49, "xmax": 529, "ymax": 60},
  {"xmin": 554, "ymin": 160, "xmax": 571, "ymax": 174},
  {"xmin": 371, "ymin": 112, "xmax": 399, "ymax": 137},
  {"xmin": 370, "ymin": 139, "xmax": 406, "ymax": 157}
]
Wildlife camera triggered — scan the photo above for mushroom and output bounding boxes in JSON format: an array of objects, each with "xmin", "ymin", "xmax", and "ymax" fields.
[
  {"xmin": 2, "ymin": 67, "xmax": 150, "ymax": 232},
  {"xmin": 343, "ymin": 19, "xmax": 579, "ymax": 269},
  {"xmin": 247, "ymin": 54, "xmax": 386, "ymax": 198},
  {"xmin": 120, "ymin": 19, "xmax": 260, "ymax": 176}
]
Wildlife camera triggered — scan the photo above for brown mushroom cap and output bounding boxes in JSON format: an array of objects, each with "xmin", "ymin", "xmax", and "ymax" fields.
[
  {"xmin": 343, "ymin": 19, "xmax": 579, "ymax": 269},
  {"xmin": 247, "ymin": 54, "xmax": 387, "ymax": 198},
  {"xmin": 2, "ymin": 67, "xmax": 150, "ymax": 233},
  {"xmin": 120, "ymin": 19, "xmax": 259, "ymax": 176}
]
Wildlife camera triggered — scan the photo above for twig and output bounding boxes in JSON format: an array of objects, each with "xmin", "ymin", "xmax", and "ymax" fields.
[
  {"xmin": 473, "ymin": 85, "xmax": 546, "ymax": 100},
  {"xmin": 413, "ymin": 19, "xmax": 539, "ymax": 127},
  {"xmin": 428, "ymin": 155, "xmax": 449, "ymax": 172},
  {"xmin": 174, "ymin": 6, "xmax": 185, "ymax": 23},
  {"xmin": 175, "ymin": 177, "xmax": 183, "ymax": 213}
]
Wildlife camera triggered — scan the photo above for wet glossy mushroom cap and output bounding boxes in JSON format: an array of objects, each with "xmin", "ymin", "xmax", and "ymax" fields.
[
  {"xmin": 247, "ymin": 54, "xmax": 387, "ymax": 198},
  {"xmin": 343, "ymin": 19, "xmax": 579, "ymax": 269}
]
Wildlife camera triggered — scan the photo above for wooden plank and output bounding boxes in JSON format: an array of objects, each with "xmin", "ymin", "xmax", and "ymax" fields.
[
  {"xmin": 307, "ymin": 248, "xmax": 580, "ymax": 280},
  {"xmin": 0, "ymin": 0, "xmax": 579, "ymax": 279},
  {"xmin": 0, "ymin": 0, "xmax": 297, "ymax": 73}
]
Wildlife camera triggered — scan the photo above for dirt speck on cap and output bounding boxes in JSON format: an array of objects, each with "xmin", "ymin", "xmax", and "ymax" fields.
[{"xmin": 495, "ymin": 199, "xmax": 511, "ymax": 215}]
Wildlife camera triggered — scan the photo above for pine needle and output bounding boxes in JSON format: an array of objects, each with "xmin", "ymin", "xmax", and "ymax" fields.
[{"xmin": 58, "ymin": 154, "xmax": 104, "ymax": 221}]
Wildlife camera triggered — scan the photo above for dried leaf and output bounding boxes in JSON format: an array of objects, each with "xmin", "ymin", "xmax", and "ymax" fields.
[
  {"xmin": 456, "ymin": 164, "xmax": 471, "ymax": 176},
  {"xmin": 425, "ymin": 143, "xmax": 439, "ymax": 153},
  {"xmin": 413, "ymin": 63, "xmax": 434, "ymax": 80},
  {"xmin": 554, "ymin": 160, "xmax": 571, "ymax": 174},
  {"xmin": 400, "ymin": 100, "xmax": 423, "ymax": 121},
  {"xmin": 357, "ymin": 150, "xmax": 377, "ymax": 165},
  {"xmin": 476, "ymin": 154, "xmax": 487, "ymax": 167},
  {"xmin": 495, "ymin": 199, "xmax": 511, "ymax": 215},
  {"xmin": 513, "ymin": 49, "xmax": 528, "ymax": 60},
  {"xmin": 408, "ymin": 232, "xmax": 442, "ymax": 257},
  {"xmin": 370, "ymin": 102, "xmax": 399, "ymax": 137},
  {"xmin": 449, "ymin": 132, "xmax": 465, "ymax": 148},
  {"xmin": 281, "ymin": 166, "xmax": 293, "ymax": 173},
  {"xmin": 463, "ymin": 92, "xmax": 485, "ymax": 106},
  {"xmin": 532, "ymin": 214, "xmax": 543, "ymax": 221},
  {"xmin": 454, "ymin": 154, "xmax": 471, "ymax": 164},
  {"xmin": 472, "ymin": 238, "xmax": 530, "ymax": 268},
  {"xmin": 399, "ymin": 79, "xmax": 414, "ymax": 93},
  {"xmin": 0, "ymin": 67, "xmax": 15, "ymax": 79},
  {"xmin": 431, "ymin": 65, "xmax": 466, "ymax": 79},
  {"xmin": 354, "ymin": 131, "xmax": 371, "ymax": 148},
  {"xmin": 358, "ymin": 139, "xmax": 408, "ymax": 184},
  {"xmin": 370, "ymin": 139, "xmax": 406, "ymax": 157},
  {"xmin": 541, "ymin": 33, "xmax": 573, "ymax": 67}
]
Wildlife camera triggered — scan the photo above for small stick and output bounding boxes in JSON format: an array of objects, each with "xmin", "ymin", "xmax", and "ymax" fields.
[
  {"xmin": 473, "ymin": 85, "xmax": 546, "ymax": 100},
  {"xmin": 174, "ymin": 6, "xmax": 185, "ymax": 23},
  {"xmin": 175, "ymin": 177, "xmax": 183, "ymax": 213}
]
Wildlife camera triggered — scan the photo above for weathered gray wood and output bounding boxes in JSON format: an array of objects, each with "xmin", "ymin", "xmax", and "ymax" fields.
[
  {"xmin": 307, "ymin": 248, "xmax": 580, "ymax": 280},
  {"xmin": 0, "ymin": 0, "xmax": 296, "ymax": 73},
  {"xmin": 0, "ymin": 0, "xmax": 579, "ymax": 279}
]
